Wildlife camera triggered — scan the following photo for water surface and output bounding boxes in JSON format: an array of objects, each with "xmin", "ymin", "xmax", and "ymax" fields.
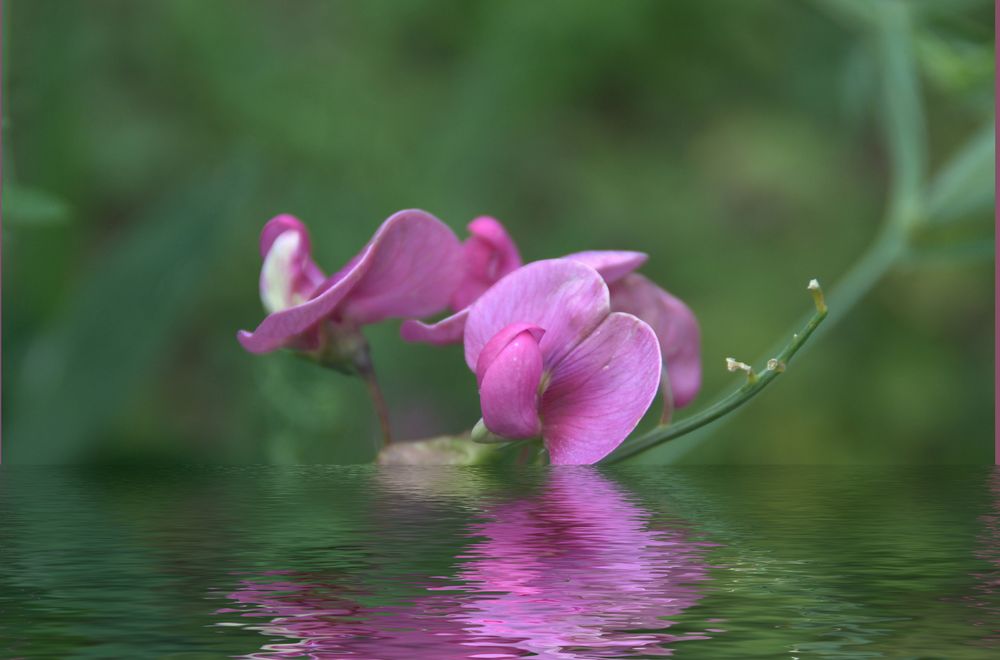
[{"xmin": 1, "ymin": 466, "xmax": 997, "ymax": 658}]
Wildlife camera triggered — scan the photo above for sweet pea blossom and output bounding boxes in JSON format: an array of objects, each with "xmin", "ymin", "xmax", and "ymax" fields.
[
  {"xmin": 392, "ymin": 216, "xmax": 524, "ymax": 347},
  {"xmin": 464, "ymin": 259, "xmax": 661, "ymax": 464},
  {"xmin": 237, "ymin": 209, "xmax": 463, "ymax": 367},
  {"xmin": 401, "ymin": 217, "xmax": 702, "ymax": 410},
  {"xmin": 449, "ymin": 216, "xmax": 523, "ymax": 311},
  {"xmin": 571, "ymin": 253, "xmax": 701, "ymax": 409}
]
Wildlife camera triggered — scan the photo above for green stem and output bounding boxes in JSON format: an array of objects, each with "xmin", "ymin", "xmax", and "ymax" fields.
[
  {"xmin": 604, "ymin": 226, "xmax": 903, "ymax": 466},
  {"xmin": 603, "ymin": 2, "xmax": 925, "ymax": 467},
  {"xmin": 602, "ymin": 293, "xmax": 829, "ymax": 465}
]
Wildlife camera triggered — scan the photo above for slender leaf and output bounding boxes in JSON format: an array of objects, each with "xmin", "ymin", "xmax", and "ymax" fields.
[
  {"xmin": 813, "ymin": 0, "xmax": 880, "ymax": 31},
  {"xmin": 3, "ymin": 183, "xmax": 71, "ymax": 227},
  {"xmin": 926, "ymin": 122, "xmax": 995, "ymax": 223},
  {"xmin": 6, "ymin": 159, "xmax": 259, "ymax": 463},
  {"xmin": 877, "ymin": 0, "xmax": 928, "ymax": 226},
  {"xmin": 905, "ymin": 237, "xmax": 994, "ymax": 264}
]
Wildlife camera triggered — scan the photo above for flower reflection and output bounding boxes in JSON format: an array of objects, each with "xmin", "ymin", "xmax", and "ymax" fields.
[{"xmin": 221, "ymin": 469, "xmax": 718, "ymax": 658}]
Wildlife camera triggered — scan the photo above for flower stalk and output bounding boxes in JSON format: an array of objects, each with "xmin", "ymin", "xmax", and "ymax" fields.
[
  {"xmin": 601, "ymin": 279, "xmax": 828, "ymax": 465},
  {"xmin": 315, "ymin": 335, "xmax": 393, "ymax": 450},
  {"xmin": 354, "ymin": 347, "xmax": 394, "ymax": 450}
]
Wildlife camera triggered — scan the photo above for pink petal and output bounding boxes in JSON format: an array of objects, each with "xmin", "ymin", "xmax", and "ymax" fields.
[
  {"xmin": 399, "ymin": 308, "xmax": 469, "ymax": 346},
  {"xmin": 475, "ymin": 322, "xmax": 545, "ymax": 387},
  {"xmin": 563, "ymin": 250, "xmax": 648, "ymax": 284},
  {"xmin": 259, "ymin": 214, "xmax": 307, "ymax": 257},
  {"xmin": 463, "ymin": 259, "xmax": 610, "ymax": 372},
  {"xmin": 609, "ymin": 273, "xmax": 701, "ymax": 408},
  {"xmin": 540, "ymin": 312, "xmax": 661, "ymax": 465},
  {"xmin": 450, "ymin": 216, "xmax": 524, "ymax": 311},
  {"xmin": 237, "ymin": 266, "xmax": 365, "ymax": 354},
  {"xmin": 310, "ymin": 251, "xmax": 366, "ymax": 297},
  {"xmin": 477, "ymin": 324, "xmax": 545, "ymax": 439},
  {"xmin": 340, "ymin": 209, "xmax": 464, "ymax": 324},
  {"xmin": 238, "ymin": 209, "xmax": 463, "ymax": 354},
  {"xmin": 401, "ymin": 216, "xmax": 519, "ymax": 346},
  {"xmin": 258, "ymin": 215, "xmax": 326, "ymax": 313}
]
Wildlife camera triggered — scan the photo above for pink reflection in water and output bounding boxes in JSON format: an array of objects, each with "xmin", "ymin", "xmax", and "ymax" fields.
[{"xmin": 222, "ymin": 469, "xmax": 718, "ymax": 658}]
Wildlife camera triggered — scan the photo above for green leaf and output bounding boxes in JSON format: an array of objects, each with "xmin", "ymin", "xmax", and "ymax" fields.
[
  {"xmin": 840, "ymin": 43, "xmax": 877, "ymax": 128},
  {"xmin": 812, "ymin": 0, "xmax": 880, "ymax": 31},
  {"xmin": 926, "ymin": 122, "xmax": 995, "ymax": 223},
  {"xmin": 5, "ymin": 158, "xmax": 260, "ymax": 463},
  {"xmin": 818, "ymin": 0, "xmax": 928, "ymax": 226},
  {"xmin": 906, "ymin": 214, "xmax": 994, "ymax": 264},
  {"xmin": 877, "ymin": 0, "xmax": 928, "ymax": 226},
  {"xmin": 377, "ymin": 435, "xmax": 500, "ymax": 466},
  {"xmin": 905, "ymin": 237, "xmax": 994, "ymax": 264},
  {"xmin": 3, "ymin": 183, "xmax": 71, "ymax": 227}
]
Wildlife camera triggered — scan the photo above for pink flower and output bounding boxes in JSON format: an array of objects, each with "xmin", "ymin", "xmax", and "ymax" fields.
[
  {"xmin": 466, "ymin": 259, "xmax": 661, "ymax": 464},
  {"xmin": 610, "ymin": 274, "xmax": 701, "ymax": 408},
  {"xmin": 449, "ymin": 216, "xmax": 523, "ymax": 311},
  {"xmin": 237, "ymin": 209, "xmax": 464, "ymax": 364},
  {"xmin": 401, "ymin": 217, "xmax": 702, "ymax": 410},
  {"xmin": 568, "ymin": 251, "xmax": 701, "ymax": 409}
]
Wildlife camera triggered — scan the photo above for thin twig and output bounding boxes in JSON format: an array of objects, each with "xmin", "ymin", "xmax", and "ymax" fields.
[{"xmin": 601, "ymin": 282, "xmax": 829, "ymax": 465}]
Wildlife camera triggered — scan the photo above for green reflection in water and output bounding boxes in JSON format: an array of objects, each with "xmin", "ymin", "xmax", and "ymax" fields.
[{"xmin": 0, "ymin": 466, "xmax": 997, "ymax": 658}]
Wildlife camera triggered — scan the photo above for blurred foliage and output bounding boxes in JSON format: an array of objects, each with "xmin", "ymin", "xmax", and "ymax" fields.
[{"xmin": 2, "ymin": 0, "xmax": 993, "ymax": 464}]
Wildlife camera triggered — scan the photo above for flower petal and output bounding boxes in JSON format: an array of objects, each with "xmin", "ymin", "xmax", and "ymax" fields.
[
  {"xmin": 340, "ymin": 209, "xmax": 464, "ymax": 324},
  {"xmin": 540, "ymin": 312, "xmax": 661, "ymax": 465},
  {"xmin": 563, "ymin": 250, "xmax": 648, "ymax": 284},
  {"xmin": 258, "ymin": 215, "xmax": 326, "ymax": 313},
  {"xmin": 478, "ymin": 325, "xmax": 545, "ymax": 439},
  {"xmin": 400, "ymin": 308, "xmax": 469, "ymax": 346},
  {"xmin": 401, "ymin": 215, "xmax": 520, "ymax": 346},
  {"xmin": 238, "ymin": 209, "xmax": 462, "ymax": 354},
  {"xmin": 475, "ymin": 322, "xmax": 545, "ymax": 388},
  {"xmin": 237, "ymin": 268, "xmax": 365, "ymax": 354},
  {"xmin": 463, "ymin": 259, "xmax": 610, "ymax": 372},
  {"xmin": 450, "ymin": 216, "xmax": 524, "ymax": 311},
  {"xmin": 260, "ymin": 214, "xmax": 308, "ymax": 258},
  {"xmin": 609, "ymin": 274, "xmax": 701, "ymax": 408}
]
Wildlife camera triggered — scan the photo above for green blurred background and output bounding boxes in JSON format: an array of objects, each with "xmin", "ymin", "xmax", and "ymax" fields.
[{"xmin": 2, "ymin": 0, "xmax": 993, "ymax": 465}]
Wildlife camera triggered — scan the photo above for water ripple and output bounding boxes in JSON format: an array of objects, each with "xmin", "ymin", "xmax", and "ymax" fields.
[{"xmin": 1, "ymin": 465, "xmax": 998, "ymax": 658}]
